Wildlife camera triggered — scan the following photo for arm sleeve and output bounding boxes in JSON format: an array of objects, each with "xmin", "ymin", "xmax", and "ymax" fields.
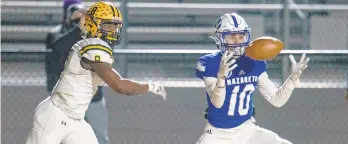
[
  {"xmin": 45, "ymin": 32, "xmax": 56, "ymax": 92},
  {"xmin": 80, "ymin": 44, "xmax": 113, "ymax": 64},
  {"xmin": 203, "ymin": 77, "xmax": 226, "ymax": 108},
  {"xmin": 52, "ymin": 26, "xmax": 82, "ymax": 45},
  {"xmin": 257, "ymin": 72, "xmax": 296, "ymax": 107},
  {"xmin": 195, "ymin": 55, "xmax": 225, "ymax": 108},
  {"xmin": 51, "ymin": 26, "xmax": 83, "ymax": 65},
  {"xmin": 45, "ymin": 33, "xmax": 54, "ymax": 50}
]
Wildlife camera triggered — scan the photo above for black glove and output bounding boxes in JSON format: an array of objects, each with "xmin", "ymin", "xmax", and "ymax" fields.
[
  {"xmin": 204, "ymin": 108, "xmax": 208, "ymax": 119},
  {"xmin": 253, "ymin": 106, "xmax": 256, "ymax": 117}
]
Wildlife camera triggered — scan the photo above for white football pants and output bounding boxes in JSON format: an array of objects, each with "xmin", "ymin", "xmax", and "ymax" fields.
[
  {"xmin": 25, "ymin": 97, "xmax": 98, "ymax": 144},
  {"xmin": 196, "ymin": 119, "xmax": 292, "ymax": 144}
]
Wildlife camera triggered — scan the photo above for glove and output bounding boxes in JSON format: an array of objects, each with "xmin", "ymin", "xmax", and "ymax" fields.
[
  {"xmin": 204, "ymin": 108, "xmax": 208, "ymax": 119},
  {"xmin": 252, "ymin": 106, "xmax": 256, "ymax": 117},
  {"xmin": 148, "ymin": 81, "xmax": 166, "ymax": 100},
  {"xmin": 289, "ymin": 53, "xmax": 310, "ymax": 85},
  {"xmin": 217, "ymin": 51, "xmax": 238, "ymax": 79}
]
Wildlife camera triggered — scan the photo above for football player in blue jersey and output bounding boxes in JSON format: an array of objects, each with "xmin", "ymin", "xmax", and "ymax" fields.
[{"xmin": 195, "ymin": 13, "xmax": 310, "ymax": 144}]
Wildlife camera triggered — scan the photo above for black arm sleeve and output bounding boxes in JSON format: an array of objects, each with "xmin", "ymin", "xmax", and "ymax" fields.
[
  {"xmin": 51, "ymin": 26, "xmax": 104, "ymax": 101},
  {"xmin": 46, "ymin": 26, "xmax": 82, "ymax": 93},
  {"xmin": 52, "ymin": 25, "xmax": 82, "ymax": 46},
  {"xmin": 51, "ymin": 26, "xmax": 82, "ymax": 62},
  {"xmin": 45, "ymin": 32, "xmax": 60, "ymax": 92}
]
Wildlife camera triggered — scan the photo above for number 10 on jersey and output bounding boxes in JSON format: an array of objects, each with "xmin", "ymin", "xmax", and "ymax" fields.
[{"xmin": 228, "ymin": 84, "xmax": 255, "ymax": 116}]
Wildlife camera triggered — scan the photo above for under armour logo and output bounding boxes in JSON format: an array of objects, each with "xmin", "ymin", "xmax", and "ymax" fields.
[
  {"xmin": 205, "ymin": 129, "xmax": 212, "ymax": 135},
  {"xmin": 239, "ymin": 70, "xmax": 246, "ymax": 75},
  {"xmin": 61, "ymin": 121, "xmax": 67, "ymax": 126}
]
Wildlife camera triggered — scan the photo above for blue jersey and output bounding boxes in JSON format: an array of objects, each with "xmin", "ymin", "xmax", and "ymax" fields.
[{"xmin": 195, "ymin": 52, "xmax": 266, "ymax": 128}]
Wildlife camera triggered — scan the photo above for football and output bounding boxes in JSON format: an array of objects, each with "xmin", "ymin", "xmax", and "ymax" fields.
[{"xmin": 245, "ymin": 36, "xmax": 283, "ymax": 61}]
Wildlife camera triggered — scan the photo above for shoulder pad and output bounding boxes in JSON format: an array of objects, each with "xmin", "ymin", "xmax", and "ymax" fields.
[{"xmin": 77, "ymin": 38, "xmax": 114, "ymax": 64}]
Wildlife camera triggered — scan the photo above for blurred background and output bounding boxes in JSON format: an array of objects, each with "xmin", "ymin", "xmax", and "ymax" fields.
[{"xmin": 1, "ymin": 0, "xmax": 348, "ymax": 144}]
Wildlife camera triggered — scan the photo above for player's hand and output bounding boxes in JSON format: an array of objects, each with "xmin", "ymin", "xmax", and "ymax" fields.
[
  {"xmin": 148, "ymin": 81, "xmax": 166, "ymax": 100},
  {"xmin": 217, "ymin": 51, "xmax": 238, "ymax": 79},
  {"xmin": 289, "ymin": 53, "xmax": 310, "ymax": 82},
  {"xmin": 204, "ymin": 108, "xmax": 208, "ymax": 119}
]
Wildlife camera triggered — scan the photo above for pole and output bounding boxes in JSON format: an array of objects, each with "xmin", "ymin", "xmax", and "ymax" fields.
[
  {"xmin": 303, "ymin": 0, "xmax": 310, "ymax": 50},
  {"xmin": 282, "ymin": 0, "xmax": 290, "ymax": 82},
  {"xmin": 118, "ymin": 0, "xmax": 129, "ymax": 77}
]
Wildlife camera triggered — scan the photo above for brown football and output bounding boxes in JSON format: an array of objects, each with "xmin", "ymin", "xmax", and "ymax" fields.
[{"xmin": 245, "ymin": 36, "xmax": 283, "ymax": 61}]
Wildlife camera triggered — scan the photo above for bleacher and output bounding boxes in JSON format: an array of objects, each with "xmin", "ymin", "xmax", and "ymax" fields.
[{"xmin": 2, "ymin": 0, "xmax": 348, "ymax": 52}]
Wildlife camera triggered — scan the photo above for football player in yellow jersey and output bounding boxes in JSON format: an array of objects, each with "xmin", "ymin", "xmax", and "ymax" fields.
[{"xmin": 25, "ymin": 2, "xmax": 166, "ymax": 144}]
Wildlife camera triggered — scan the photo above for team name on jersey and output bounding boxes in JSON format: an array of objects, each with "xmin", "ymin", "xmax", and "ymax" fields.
[{"xmin": 226, "ymin": 76, "xmax": 258, "ymax": 85}]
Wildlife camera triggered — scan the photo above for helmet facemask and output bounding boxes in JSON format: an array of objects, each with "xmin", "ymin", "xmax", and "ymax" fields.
[
  {"xmin": 217, "ymin": 29, "xmax": 250, "ymax": 58},
  {"xmin": 212, "ymin": 13, "xmax": 251, "ymax": 59},
  {"xmin": 84, "ymin": 2, "xmax": 123, "ymax": 47},
  {"xmin": 86, "ymin": 15, "xmax": 123, "ymax": 47},
  {"xmin": 98, "ymin": 20, "xmax": 123, "ymax": 46}
]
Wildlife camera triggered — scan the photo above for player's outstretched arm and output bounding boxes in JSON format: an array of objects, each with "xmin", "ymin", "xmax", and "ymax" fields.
[
  {"xmin": 203, "ymin": 51, "xmax": 237, "ymax": 108},
  {"xmin": 83, "ymin": 58, "xmax": 166, "ymax": 99},
  {"xmin": 257, "ymin": 54, "xmax": 309, "ymax": 107}
]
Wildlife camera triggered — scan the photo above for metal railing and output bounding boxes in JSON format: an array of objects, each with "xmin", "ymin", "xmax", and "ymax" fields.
[
  {"xmin": 111, "ymin": 49, "xmax": 348, "ymax": 54},
  {"xmin": 111, "ymin": 49, "xmax": 348, "ymax": 89},
  {"xmin": 2, "ymin": 2, "xmax": 348, "ymax": 47},
  {"xmin": 2, "ymin": 2, "xmax": 348, "ymax": 17},
  {"xmin": 2, "ymin": 2, "xmax": 348, "ymax": 44},
  {"xmin": 2, "ymin": 50, "xmax": 347, "ymax": 88}
]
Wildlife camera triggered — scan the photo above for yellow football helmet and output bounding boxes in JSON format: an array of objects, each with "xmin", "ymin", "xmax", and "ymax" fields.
[{"xmin": 84, "ymin": 1, "xmax": 123, "ymax": 46}]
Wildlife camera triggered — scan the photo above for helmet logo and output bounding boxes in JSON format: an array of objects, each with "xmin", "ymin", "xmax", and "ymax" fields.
[{"xmin": 90, "ymin": 7, "xmax": 98, "ymax": 15}]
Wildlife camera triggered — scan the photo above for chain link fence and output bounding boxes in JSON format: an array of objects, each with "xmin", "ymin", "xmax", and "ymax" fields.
[
  {"xmin": 1, "ymin": 51, "xmax": 348, "ymax": 144},
  {"xmin": 2, "ymin": 52, "xmax": 348, "ymax": 87}
]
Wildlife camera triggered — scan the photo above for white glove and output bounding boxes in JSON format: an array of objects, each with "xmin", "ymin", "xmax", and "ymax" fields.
[
  {"xmin": 148, "ymin": 81, "xmax": 166, "ymax": 100},
  {"xmin": 217, "ymin": 51, "xmax": 238, "ymax": 79},
  {"xmin": 289, "ymin": 53, "xmax": 310, "ymax": 85}
]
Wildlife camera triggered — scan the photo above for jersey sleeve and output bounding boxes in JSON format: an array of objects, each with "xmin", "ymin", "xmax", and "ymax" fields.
[
  {"xmin": 261, "ymin": 61, "xmax": 267, "ymax": 72},
  {"xmin": 195, "ymin": 55, "xmax": 218, "ymax": 79},
  {"xmin": 255, "ymin": 60, "xmax": 267, "ymax": 77},
  {"xmin": 79, "ymin": 44, "xmax": 113, "ymax": 64}
]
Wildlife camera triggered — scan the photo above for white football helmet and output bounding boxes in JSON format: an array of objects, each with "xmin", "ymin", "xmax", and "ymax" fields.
[{"xmin": 211, "ymin": 13, "xmax": 251, "ymax": 56}]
